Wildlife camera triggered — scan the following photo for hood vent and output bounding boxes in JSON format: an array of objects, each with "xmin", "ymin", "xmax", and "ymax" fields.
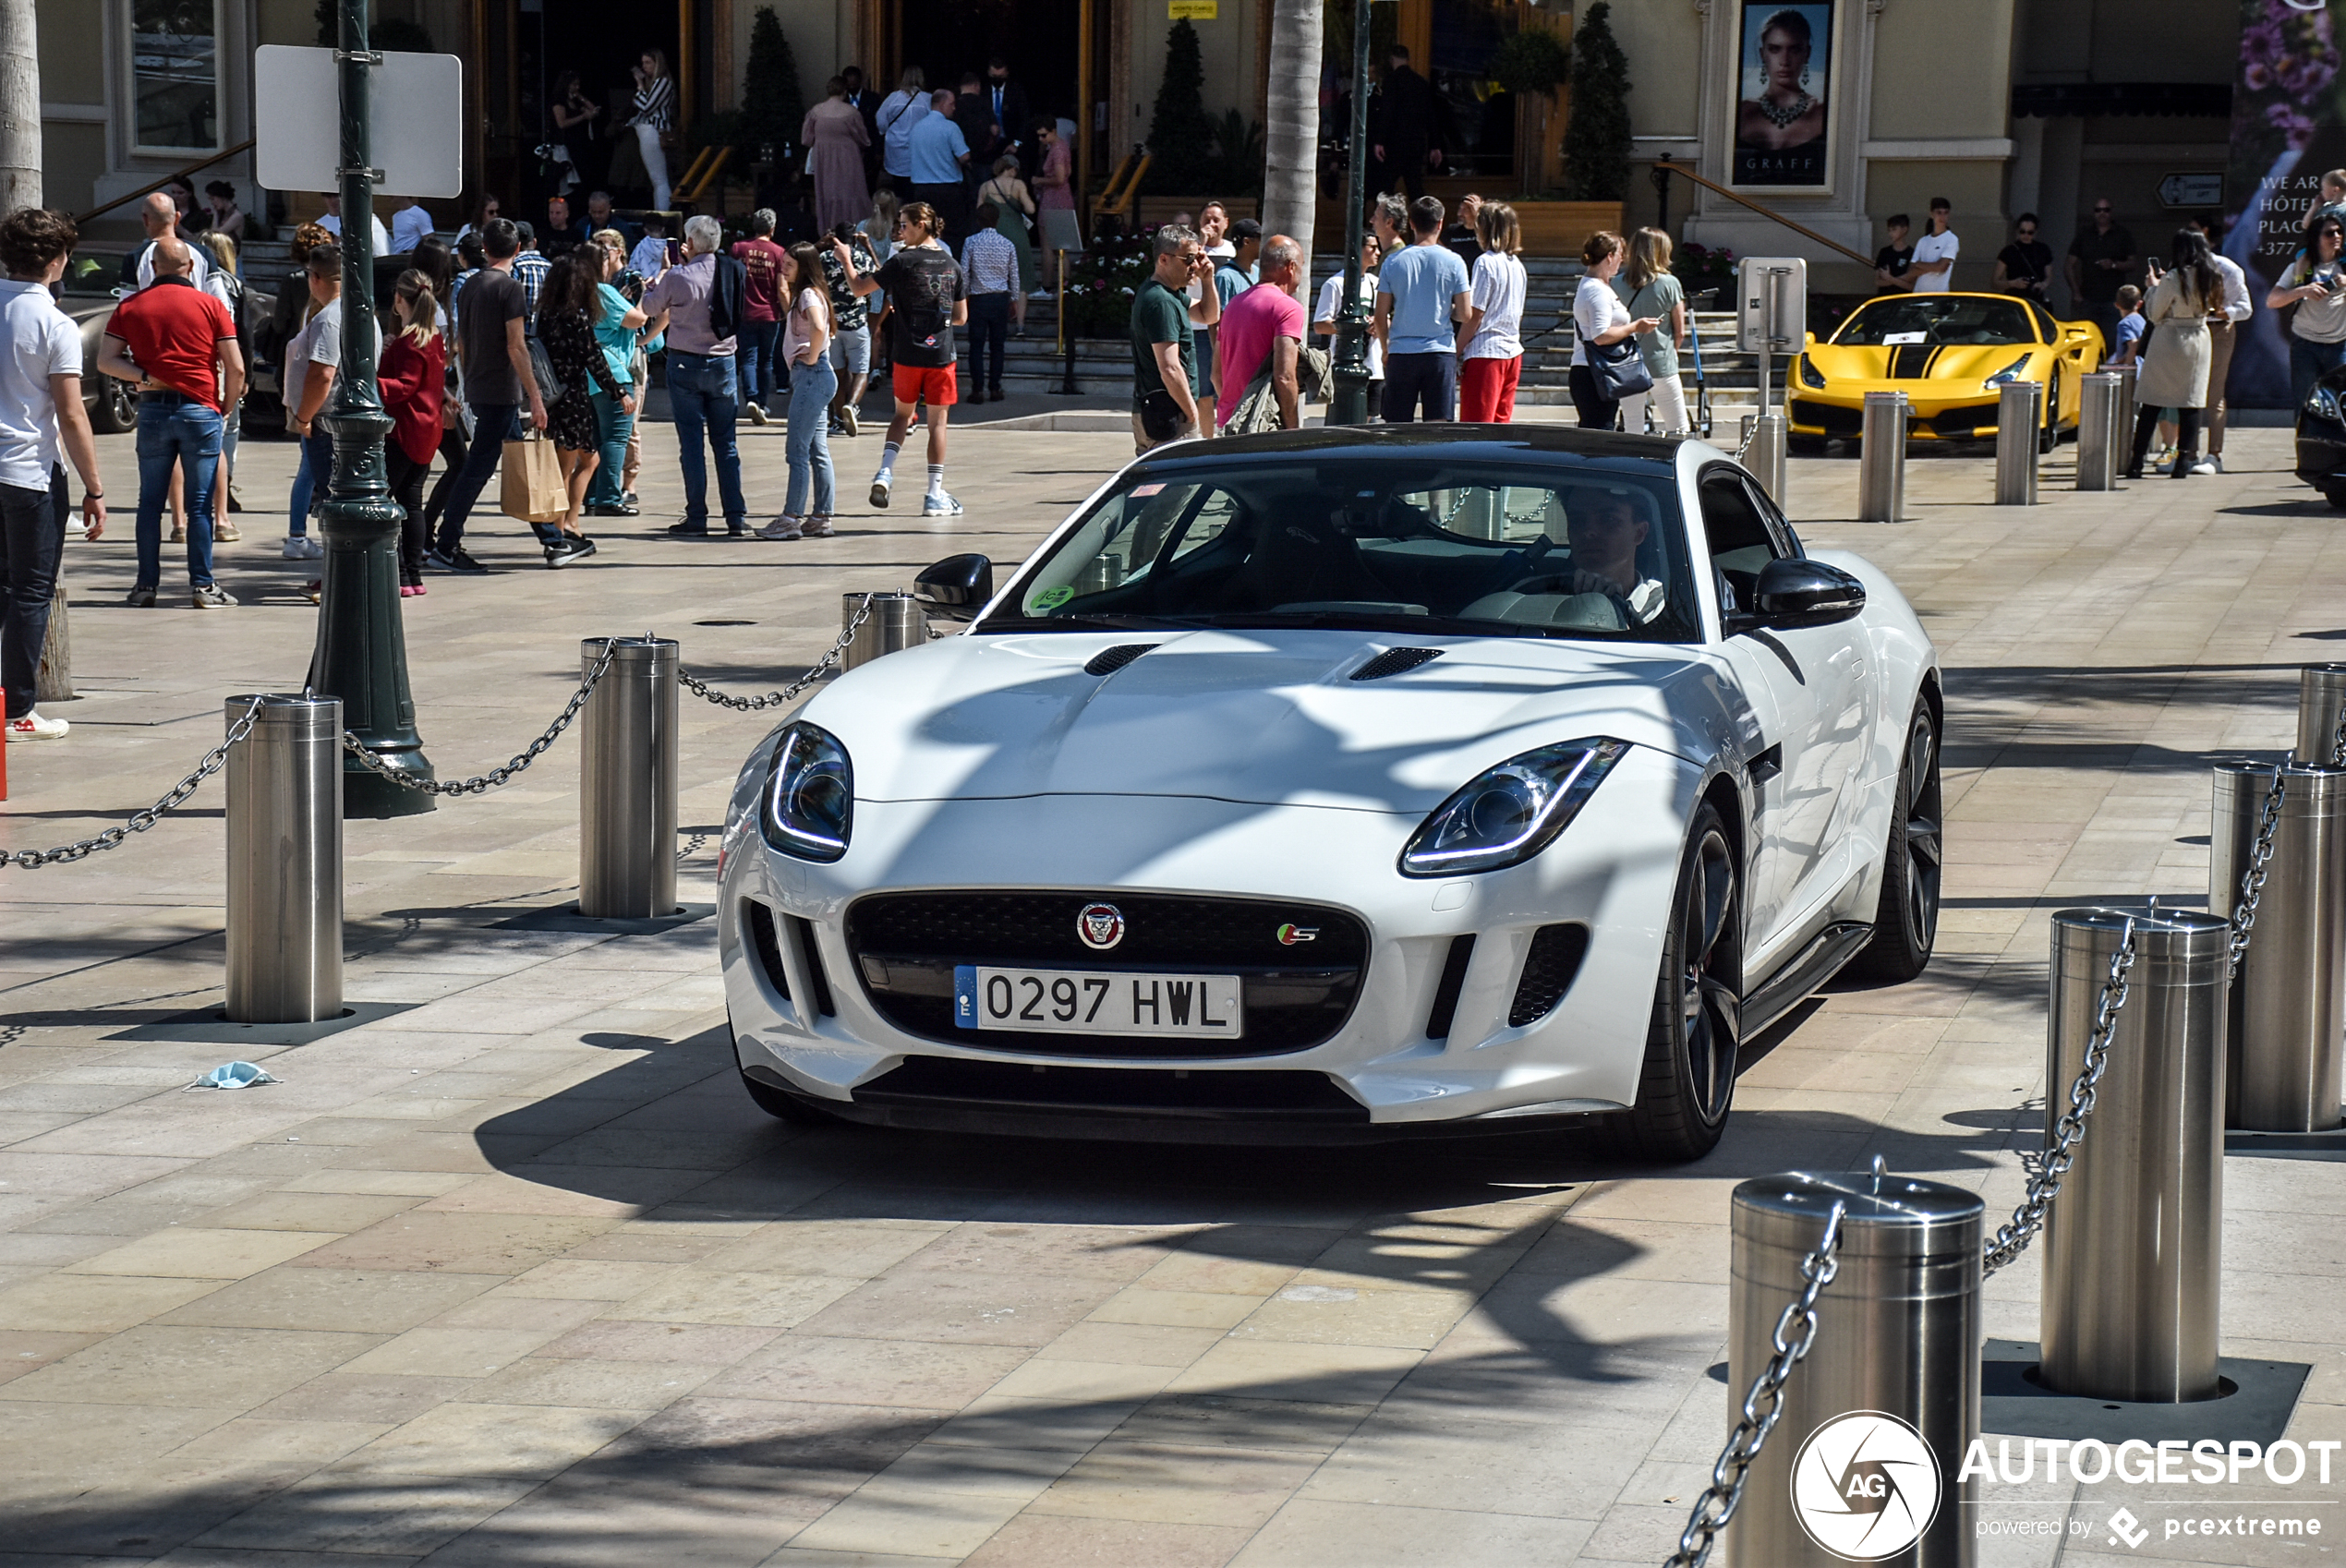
[
  {"xmin": 1084, "ymin": 644, "xmax": 1159, "ymax": 677},
  {"xmin": 1350, "ymin": 647, "xmax": 1445, "ymax": 681}
]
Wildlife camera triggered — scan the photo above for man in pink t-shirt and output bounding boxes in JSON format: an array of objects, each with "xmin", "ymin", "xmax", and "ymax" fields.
[{"xmin": 1214, "ymin": 235, "xmax": 1307, "ymax": 430}]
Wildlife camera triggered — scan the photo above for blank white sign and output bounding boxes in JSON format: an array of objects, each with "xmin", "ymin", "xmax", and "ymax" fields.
[{"xmin": 253, "ymin": 46, "xmax": 463, "ymax": 199}]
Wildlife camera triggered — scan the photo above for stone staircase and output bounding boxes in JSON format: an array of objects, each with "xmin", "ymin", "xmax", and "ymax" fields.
[{"xmin": 991, "ymin": 256, "xmax": 1769, "ymax": 437}]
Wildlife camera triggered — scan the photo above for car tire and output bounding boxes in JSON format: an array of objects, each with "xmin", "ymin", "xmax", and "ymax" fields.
[
  {"xmin": 1609, "ymin": 802, "xmax": 1740, "ymax": 1163},
  {"xmin": 1852, "ymin": 697, "xmax": 1943, "ymax": 983},
  {"xmin": 91, "ymin": 376, "xmax": 136, "ymax": 435},
  {"xmin": 739, "ymin": 1067, "xmax": 843, "ymax": 1126},
  {"xmin": 2326, "ymin": 488, "xmax": 2346, "ymax": 513},
  {"xmin": 2038, "ymin": 369, "xmax": 2062, "ymax": 453}
]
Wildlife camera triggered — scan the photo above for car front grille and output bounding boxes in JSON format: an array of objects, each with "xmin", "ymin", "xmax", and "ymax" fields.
[
  {"xmin": 844, "ymin": 891, "xmax": 1370, "ymax": 1059},
  {"xmin": 1927, "ymin": 404, "xmax": 1999, "ymax": 439},
  {"xmin": 1788, "ymin": 400, "xmax": 1864, "ymax": 439},
  {"xmin": 1508, "ymin": 923, "xmax": 1590, "ymax": 1027}
]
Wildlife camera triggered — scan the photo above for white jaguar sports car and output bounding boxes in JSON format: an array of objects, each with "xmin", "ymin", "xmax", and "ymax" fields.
[{"xmin": 716, "ymin": 426, "xmax": 1941, "ymax": 1160}]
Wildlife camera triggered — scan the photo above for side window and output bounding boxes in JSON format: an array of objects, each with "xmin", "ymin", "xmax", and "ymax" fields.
[
  {"xmin": 1740, "ymin": 478, "xmax": 1804, "ymax": 560},
  {"xmin": 1166, "ymin": 488, "xmax": 1242, "ymax": 568}
]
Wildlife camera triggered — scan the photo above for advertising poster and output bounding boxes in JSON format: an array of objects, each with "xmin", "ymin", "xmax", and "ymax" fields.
[
  {"xmin": 1733, "ymin": 1, "xmax": 1833, "ymax": 189},
  {"xmin": 2226, "ymin": 0, "xmax": 2346, "ymax": 406}
]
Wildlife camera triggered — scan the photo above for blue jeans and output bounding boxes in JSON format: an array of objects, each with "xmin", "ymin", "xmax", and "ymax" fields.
[
  {"xmin": 285, "ymin": 427, "xmax": 332, "ymax": 536},
  {"xmin": 136, "ymin": 398, "xmax": 222, "ymax": 588},
  {"xmin": 434, "ymin": 404, "xmax": 520, "ymax": 550},
  {"xmin": 785, "ymin": 356, "xmax": 838, "ymax": 517},
  {"xmin": 2292, "ymin": 335, "xmax": 2346, "ymax": 413},
  {"xmin": 666, "ymin": 352, "xmax": 746, "ymax": 528},
  {"xmin": 740, "ymin": 321, "xmax": 782, "ymax": 406},
  {"xmin": 587, "ymin": 386, "xmax": 634, "ymax": 507}
]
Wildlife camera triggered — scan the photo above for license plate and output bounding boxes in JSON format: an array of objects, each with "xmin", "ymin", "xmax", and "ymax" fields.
[{"xmin": 954, "ymin": 965, "xmax": 1244, "ymax": 1039}]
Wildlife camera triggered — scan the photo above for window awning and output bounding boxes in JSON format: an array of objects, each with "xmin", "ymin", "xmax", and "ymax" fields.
[{"xmin": 2011, "ymin": 82, "xmax": 2231, "ymax": 118}]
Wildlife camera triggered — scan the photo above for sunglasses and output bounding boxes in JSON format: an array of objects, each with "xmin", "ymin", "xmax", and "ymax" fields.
[{"xmin": 2093, "ymin": 207, "xmax": 2112, "ymax": 214}]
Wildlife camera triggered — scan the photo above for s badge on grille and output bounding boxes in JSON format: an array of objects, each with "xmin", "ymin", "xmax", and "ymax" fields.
[
  {"xmin": 1276, "ymin": 923, "xmax": 1319, "ymax": 945},
  {"xmin": 1077, "ymin": 902, "xmax": 1126, "ymax": 950}
]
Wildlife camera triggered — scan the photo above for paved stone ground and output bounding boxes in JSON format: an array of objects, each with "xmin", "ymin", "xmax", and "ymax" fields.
[{"xmin": 0, "ymin": 411, "xmax": 2340, "ymax": 1567}]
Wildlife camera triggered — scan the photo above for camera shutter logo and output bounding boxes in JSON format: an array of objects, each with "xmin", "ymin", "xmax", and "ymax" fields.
[{"xmin": 1789, "ymin": 1410, "xmax": 1942, "ymax": 1561}]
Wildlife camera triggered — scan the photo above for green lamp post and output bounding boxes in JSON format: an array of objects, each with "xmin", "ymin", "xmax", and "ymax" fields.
[
  {"xmin": 1326, "ymin": 0, "xmax": 1376, "ymax": 428},
  {"xmin": 306, "ymin": 0, "xmax": 434, "ymax": 816}
]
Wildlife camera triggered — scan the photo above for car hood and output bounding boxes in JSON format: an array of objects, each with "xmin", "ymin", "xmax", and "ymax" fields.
[
  {"xmin": 1805, "ymin": 341, "xmax": 2041, "ymax": 386},
  {"xmin": 798, "ymin": 628, "xmax": 1719, "ymax": 814}
]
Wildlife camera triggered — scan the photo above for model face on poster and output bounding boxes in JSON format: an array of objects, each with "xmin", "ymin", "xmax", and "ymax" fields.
[{"xmin": 1733, "ymin": 1, "xmax": 1831, "ymax": 188}]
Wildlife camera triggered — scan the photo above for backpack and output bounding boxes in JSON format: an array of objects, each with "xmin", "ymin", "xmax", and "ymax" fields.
[{"xmin": 706, "ymin": 253, "xmax": 747, "ymax": 344}]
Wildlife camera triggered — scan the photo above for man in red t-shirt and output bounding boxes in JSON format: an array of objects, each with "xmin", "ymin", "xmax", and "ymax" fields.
[
  {"xmin": 1214, "ymin": 235, "xmax": 1306, "ymax": 431},
  {"xmin": 729, "ymin": 209, "xmax": 791, "ymax": 422},
  {"xmin": 95, "ymin": 238, "xmax": 244, "ymax": 608}
]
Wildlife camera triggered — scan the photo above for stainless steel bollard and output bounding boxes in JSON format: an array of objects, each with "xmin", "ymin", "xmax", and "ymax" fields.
[
  {"xmin": 1743, "ymin": 411, "xmax": 1787, "ymax": 504},
  {"xmin": 578, "ymin": 636, "xmax": 679, "ymax": 920},
  {"xmin": 2211, "ymin": 765, "xmax": 2346, "ymax": 1131},
  {"xmin": 225, "ymin": 694, "xmax": 344, "ymax": 1024},
  {"xmin": 1727, "ymin": 1168, "xmax": 1980, "ymax": 1568},
  {"xmin": 2295, "ymin": 663, "xmax": 2346, "ymax": 766},
  {"xmin": 1993, "ymin": 380, "xmax": 2041, "ymax": 505},
  {"xmin": 2074, "ymin": 372, "xmax": 2122, "ymax": 491},
  {"xmin": 2040, "ymin": 909, "xmax": 2229, "ymax": 1403},
  {"xmin": 842, "ymin": 591, "xmax": 929, "ymax": 671},
  {"xmin": 1856, "ymin": 391, "xmax": 1907, "ymax": 523},
  {"xmin": 2111, "ymin": 361, "xmax": 2140, "ymax": 459}
]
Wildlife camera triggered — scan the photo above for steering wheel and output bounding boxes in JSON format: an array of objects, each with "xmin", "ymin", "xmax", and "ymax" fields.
[{"xmin": 1485, "ymin": 535, "xmax": 1556, "ymax": 596}]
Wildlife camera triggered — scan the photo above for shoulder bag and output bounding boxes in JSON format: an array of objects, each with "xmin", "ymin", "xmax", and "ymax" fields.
[{"xmin": 1590, "ymin": 334, "xmax": 1653, "ymax": 401}]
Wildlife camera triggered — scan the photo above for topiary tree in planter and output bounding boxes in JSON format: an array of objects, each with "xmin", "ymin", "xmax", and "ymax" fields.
[
  {"xmin": 1145, "ymin": 20, "xmax": 1221, "ymax": 193},
  {"xmin": 1561, "ymin": 0, "xmax": 1631, "ymax": 201},
  {"xmin": 740, "ymin": 6, "xmax": 805, "ymax": 166}
]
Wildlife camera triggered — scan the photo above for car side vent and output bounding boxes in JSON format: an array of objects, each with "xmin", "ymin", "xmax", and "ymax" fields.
[
  {"xmin": 1508, "ymin": 924, "xmax": 1591, "ymax": 1028},
  {"xmin": 745, "ymin": 899, "xmax": 790, "ymax": 1002},
  {"xmin": 1084, "ymin": 644, "xmax": 1160, "ymax": 677},
  {"xmin": 1351, "ymin": 647, "xmax": 1445, "ymax": 681},
  {"xmin": 1425, "ymin": 935, "xmax": 1477, "ymax": 1040}
]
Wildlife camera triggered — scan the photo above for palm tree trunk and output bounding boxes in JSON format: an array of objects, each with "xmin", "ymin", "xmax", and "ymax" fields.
[
  {"xmin": 0, "ymin": 0, "xmax": 40, "ymax": 211},
  {"xmin": 1260, "ymin": 0, "xmax": 1322, "ymax": 298}
]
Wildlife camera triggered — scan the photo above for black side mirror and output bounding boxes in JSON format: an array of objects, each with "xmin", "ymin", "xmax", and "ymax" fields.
[
  {"xmin": 914, "ymin": 554, "xmax": 994, "ymax": 621},
  {"xmin": 1741, "ymin": 558, "xmax": 1866, "ymax": 632}
]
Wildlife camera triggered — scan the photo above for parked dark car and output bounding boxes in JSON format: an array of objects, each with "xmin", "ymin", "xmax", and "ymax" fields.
[{"xmin": 2296, "ymin": 367, "xmax": 2346, "ymax": 508}]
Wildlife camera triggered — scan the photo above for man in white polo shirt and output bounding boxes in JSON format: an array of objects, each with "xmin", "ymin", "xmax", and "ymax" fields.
[
  {"xmin": 1910, "ymin": 198, "xmax": 1959, "ymax": 293},
  {"xmin": 0, "ymin": 208, "xmax": 106, "ymax": 742}
]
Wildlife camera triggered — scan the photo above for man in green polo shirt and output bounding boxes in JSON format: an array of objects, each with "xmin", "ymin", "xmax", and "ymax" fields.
[{"xmin": 1130, "ymin": 224, "xmax": 1218, "ymax": 453}]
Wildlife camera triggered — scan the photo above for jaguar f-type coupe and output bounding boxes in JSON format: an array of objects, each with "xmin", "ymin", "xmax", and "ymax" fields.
[{"xmin": 717, "ymin": 426, "xmax": 1941, "ymax": 1160}]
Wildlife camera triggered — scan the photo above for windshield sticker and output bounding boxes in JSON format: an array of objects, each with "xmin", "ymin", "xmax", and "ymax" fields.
[
  {"xmin": 1030, "ymin": 585, "xmax": 1076, "ymax": 611},
  {"xmin": 1131, "ymin": 483, "xmax": 1167, "ymax": 497},
  {"xmin": 1882, "ymin": 332, "xmax": 1928, "ymax": 344}
]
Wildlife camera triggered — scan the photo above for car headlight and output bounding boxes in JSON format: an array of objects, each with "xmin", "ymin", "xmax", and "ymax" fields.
[
  {"xmin": 1797, "ymin": 355, "xmax": 1826, "ymax": 389},
  {"xmin": 760, "ymin": 722, "xmax": 853, "ymax": 862},
  {"xmin": 1981, "ymin": 354, "xmax": 2032, "ymax": 390},
  {"xmin": 2307, "ymin": 384, "xmax": 2343, "ymax": 427},
  {"xmin": 1398, "ymin": 739, "xmax": 1629, "ymax": 878}
]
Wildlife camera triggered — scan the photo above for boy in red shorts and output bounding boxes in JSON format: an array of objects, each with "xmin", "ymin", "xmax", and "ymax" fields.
[{"xmin": 831, "ymin": 202, "xmax": 969, "ymax": 515}]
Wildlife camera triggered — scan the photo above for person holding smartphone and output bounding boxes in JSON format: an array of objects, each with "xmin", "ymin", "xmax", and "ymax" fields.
[{"xmin": 2269, "ymin": 213, "xmax": 2346, "ymax": 412}]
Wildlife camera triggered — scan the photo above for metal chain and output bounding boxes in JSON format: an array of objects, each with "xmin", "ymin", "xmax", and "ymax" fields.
[
  {"xmin": 2330, "ymin": 699, "xmax": 2346, "ymax": 769},
  {"xmin": 2227, "ymin": 767, "xmax": 2286, "ymax": 980},
  {"xmin": 1980, "ymin": 921, "xmax": 2137, "ymax": 1278},
  {"xmin": 679, "ymin": 593, "xmax": 877, "ymax": 712},
  {"xmin": 1665, "ymin": 1201, "xmax": 1846, "ymax": 1568},
  {"xmin": 342, "ymin": 641, "xmax": 617, "ymax": 796},
  {"xmin": 2, "ymin": 696, "xmax": 266, "ymax": 870}
]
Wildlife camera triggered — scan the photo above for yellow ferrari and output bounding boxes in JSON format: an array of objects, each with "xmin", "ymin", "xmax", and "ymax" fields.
[{"xmin": 1788, "ymin": 293, "xmax": 2106, "ymax": 450}]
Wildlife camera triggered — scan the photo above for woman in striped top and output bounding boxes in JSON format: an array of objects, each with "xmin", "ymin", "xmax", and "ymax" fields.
[{"xmin": 629, "ymin": 49, "xmax": 676, "ymax": 211}]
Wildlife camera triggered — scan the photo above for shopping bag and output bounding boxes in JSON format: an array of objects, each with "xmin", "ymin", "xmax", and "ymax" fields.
[{"xmin": 499, "ymin": 432, "xmax": 566, "ymax": 524}]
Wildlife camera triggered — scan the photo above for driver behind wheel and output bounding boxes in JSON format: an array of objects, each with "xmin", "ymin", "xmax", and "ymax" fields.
[{"xmin": 1565, "ymin": 487, "xmax": 1668, "ymax": 622}]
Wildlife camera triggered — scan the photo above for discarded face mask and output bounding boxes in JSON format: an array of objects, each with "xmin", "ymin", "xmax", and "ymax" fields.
[{"xmin": 187, "ymin": 1061, "xmax": 280, "ymax": 1091}]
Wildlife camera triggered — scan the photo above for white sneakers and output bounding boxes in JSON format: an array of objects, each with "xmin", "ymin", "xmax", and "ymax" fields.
[
  {"xmin": 5, "ymin": 710, "xmax": 67, "ymax": 741},
  {"xmin": 759, "ymin": 516, "xmax": 804, "ymax": 541},
  {"xmin": 282, "ymin": 536, "xmax": 322, "ymax": 560},
  {"xmin": 921, "ymin": 491, "xmax": 964, "ymax": 516}
]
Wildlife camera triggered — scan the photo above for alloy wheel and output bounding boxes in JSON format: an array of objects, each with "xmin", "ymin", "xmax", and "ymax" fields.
[
  {"xmin": 1679, "ymin": 828, "xmax": 1739, "ymax": 1125},
  {"xmin": 1902, "ymin": 714, "xmax": 1943, "ymax": 949}
]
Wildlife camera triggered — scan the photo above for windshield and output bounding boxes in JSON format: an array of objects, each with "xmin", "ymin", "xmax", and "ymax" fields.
[
  {"xmin": 1835, "ymin": 296, "xmax": 2040, "ymax": 347},
  {"xmin": 987, "ymin": 458, "xmax": 1702, "ymax": 644}
]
